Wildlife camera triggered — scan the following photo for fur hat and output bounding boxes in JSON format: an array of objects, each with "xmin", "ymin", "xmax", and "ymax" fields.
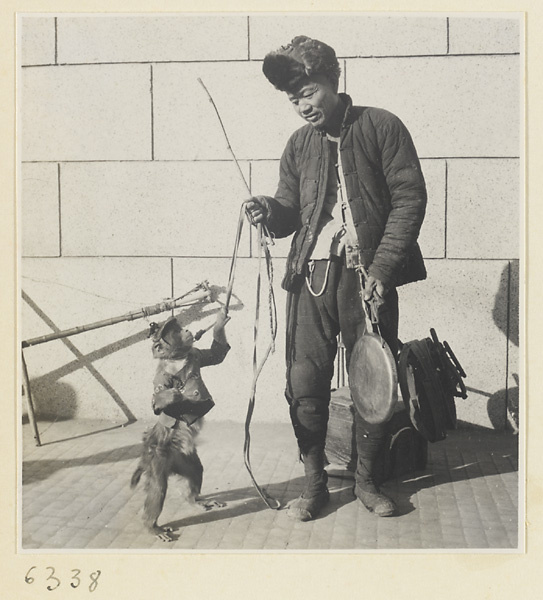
[{"xmin": 262, "ymin": 35, "xmax": 341, "ymax": 92}]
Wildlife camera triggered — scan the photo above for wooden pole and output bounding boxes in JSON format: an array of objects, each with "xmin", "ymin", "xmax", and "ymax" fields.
[
  {"xmin": 22, "ymin": 287, "xmax": 210, "ymax": 348},
  {"xmin": 21, "ymin": 351, "xmax": 41, "ymax": 446}
]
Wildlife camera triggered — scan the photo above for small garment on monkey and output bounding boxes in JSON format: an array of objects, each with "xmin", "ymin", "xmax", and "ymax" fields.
[{"xmin": 150, "ymin": 316, "xmax": 230, "ymax": 426}]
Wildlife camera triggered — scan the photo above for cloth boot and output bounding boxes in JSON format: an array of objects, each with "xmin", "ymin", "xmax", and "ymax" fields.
[
  {"xmin": 286, "ymin": 446, "xmax": 330, "ymax": 521},
  {"xmin": 354, "ymin": 413, "xmax": 397, "ymax": 517}
]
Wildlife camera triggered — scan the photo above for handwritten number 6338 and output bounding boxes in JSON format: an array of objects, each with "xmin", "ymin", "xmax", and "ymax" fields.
[{"xmin": 25, "ymin": 566, "xmax": 102, "ymax": 592}]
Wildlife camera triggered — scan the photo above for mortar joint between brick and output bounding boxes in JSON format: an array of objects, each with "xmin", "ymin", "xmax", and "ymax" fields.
[
  {"xmin": 57, "ymin": 163, "xmax": 62, "ymax": 257},
  {"xmin": 444, "ymin": 159, "xmax": 448, "ymax": 259},
  {"xmin": 248, "ymin": 161, "xmax": 253, "ymax": 257},
  {"xmin": 54, "ymin": 17, "xmax": 58, "ymax": 65},
  {"xmin": 505, "ymin": 260, "xmax": 512, "ymax": 430},
  {"xmin": 150, "ymin": 64, "xmax": 155, "ymax": 161},
  {"xmin": 170, "ymin": 257, "xmax": 175, "ymax": 316},
  {"xmin": 247, "ymin": 16, "xmax": 251, "ymax": 61}
]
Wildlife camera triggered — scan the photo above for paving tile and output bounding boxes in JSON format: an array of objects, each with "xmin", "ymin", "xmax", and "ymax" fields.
[{"xmin": 21, "ymin": 419, "xmax": 519, "ymax": 550}]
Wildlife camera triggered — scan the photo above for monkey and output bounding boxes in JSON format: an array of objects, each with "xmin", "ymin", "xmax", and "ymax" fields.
[{"xmin": 131, "ymin": 308, "xmax": 229, "ymax": 542}]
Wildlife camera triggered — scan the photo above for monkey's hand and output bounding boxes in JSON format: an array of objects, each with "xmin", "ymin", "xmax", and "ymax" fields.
[
  {"xmin": 152, "ymin": 388, "xmax": 182, "ymax": 414},
  {"xmin": 196, "ymin": 498, "xmax": 226, "ymax": 511},
  {"xmin": 154, "ymin": 526, "xmax": 176, "ymax": 542}
]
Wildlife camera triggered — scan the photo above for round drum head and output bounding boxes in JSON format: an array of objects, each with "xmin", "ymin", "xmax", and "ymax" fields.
[{"xmin": 348, "ymin": 333, "xmax": 398, "ymax": 424}]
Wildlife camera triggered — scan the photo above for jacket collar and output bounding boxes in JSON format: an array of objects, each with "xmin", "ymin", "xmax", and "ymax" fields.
[
  {"xmin": 339, "ymin": 93, "xmax": 355, "ymax": 129},
  {"xmin": 316, "ymin": 93, "xmax": 354, "ymax": 135}
]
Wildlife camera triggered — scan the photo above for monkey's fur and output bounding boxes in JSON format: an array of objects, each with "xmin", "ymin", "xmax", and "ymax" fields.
[{"xmin": 131, "ymin": 312, "xmax": 229, "ymax": 542}]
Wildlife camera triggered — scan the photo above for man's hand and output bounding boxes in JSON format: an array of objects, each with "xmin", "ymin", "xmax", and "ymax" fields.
[
  {"xmin": 363, "ymin": 275, "xmax": 389, "ymax": 303},
  {"xmin": 245, "ymin": 198, "xmax": 268, "ymax": 226}
]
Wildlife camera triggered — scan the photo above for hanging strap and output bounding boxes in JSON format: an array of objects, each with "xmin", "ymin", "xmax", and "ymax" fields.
[
  {"xmin": 305, "ymin": 259, "xmax": 332, "ymax": 297},
  {"xmin": 228, "ymin": 203, "xmax": 281, "ymax": 510},
  {"xmin": 197, "ymin": 77, "xmax": 280, "ymax": 509},
  {"xmin": 243, "ymin": 220, "xmax": 280, "ymax": 510}
]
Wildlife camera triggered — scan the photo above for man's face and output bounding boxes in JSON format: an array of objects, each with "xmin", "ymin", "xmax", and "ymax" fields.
[{"xmin": 287, "ymin": 74, "xmax": 340, "ymax": 130}]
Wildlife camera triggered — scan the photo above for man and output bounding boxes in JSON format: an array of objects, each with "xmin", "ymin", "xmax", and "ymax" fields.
[{"xmin": 245, "ymin": 36, "xmax": 427, "ymax": 521}]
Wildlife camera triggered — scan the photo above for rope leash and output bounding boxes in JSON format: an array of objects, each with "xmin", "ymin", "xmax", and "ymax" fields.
[
  {"xmin": 225, "ymin": 205, "xmax": 280, "ymax": 510},
  {"xmin": 243, "ymin": 220, "xmax": 280, "ymax": 510}
]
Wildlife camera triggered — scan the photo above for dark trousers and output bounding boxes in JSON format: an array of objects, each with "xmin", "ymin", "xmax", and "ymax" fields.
[{"xmin": 285, "ymin": 259, "xmax": 399, "ymax": 483}]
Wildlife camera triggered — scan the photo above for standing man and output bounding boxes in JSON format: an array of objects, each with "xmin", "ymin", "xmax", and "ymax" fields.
[{"xmin": 246, "ymin": 36, "xmax": 427, "ymax": 521}]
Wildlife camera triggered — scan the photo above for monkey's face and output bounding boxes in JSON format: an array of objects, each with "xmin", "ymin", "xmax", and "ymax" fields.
[{"xmin": 151, "ymin": 318, "xmax": 194, "ymax": 360}]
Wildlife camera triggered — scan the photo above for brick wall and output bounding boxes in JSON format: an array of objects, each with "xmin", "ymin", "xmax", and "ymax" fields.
[{"xmin": 19, "ymin": 14, "xmax": 522, "ymax": 429}]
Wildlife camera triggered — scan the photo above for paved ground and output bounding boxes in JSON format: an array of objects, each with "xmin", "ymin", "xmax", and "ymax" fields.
[{"xmin": 21, "ymin": 418, "xmax": 520, "ymax": 551}]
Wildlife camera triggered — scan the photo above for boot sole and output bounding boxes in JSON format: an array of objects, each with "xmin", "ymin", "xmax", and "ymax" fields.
[
  {"xmin": 355, "ymin": 489, "xmax": 397, "ymax": 517},
  {"xmin": 285, "ymin": 490, "xmax": 330, "ymax": 521}
]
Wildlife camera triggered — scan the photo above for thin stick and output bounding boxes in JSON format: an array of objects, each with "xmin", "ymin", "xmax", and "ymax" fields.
[
  {"xmin": 197, "ymin": 78, "xmax": 251, "ymax": 195},
  {"xmin": 198, "ymin": 77, "xmax": 274, "ymax": 250}
]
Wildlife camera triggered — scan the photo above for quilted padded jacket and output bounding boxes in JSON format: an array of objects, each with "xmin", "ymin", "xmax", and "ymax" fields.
[{"xmin": 257, "ymin": 94, "xmax": 427, "ymax": 291}]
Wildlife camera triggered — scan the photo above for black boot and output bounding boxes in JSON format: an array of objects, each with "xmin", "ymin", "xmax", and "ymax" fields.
[
  {"xmin": 354, "ymin": 415, "xmax": 397, "ymax": 517},
  {"xmin": 286, "ymin": 446, "xmax": 330, "ymax": 521}
]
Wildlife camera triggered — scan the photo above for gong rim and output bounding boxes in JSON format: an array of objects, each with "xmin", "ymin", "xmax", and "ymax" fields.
[{"xmin": 348, "ymin": 333, "xmax": 398, "ymax": 424}]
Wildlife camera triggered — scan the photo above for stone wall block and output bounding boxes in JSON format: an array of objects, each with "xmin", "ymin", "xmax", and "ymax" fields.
[
  {"xmin": 419, "ymin": 160, "xmax": 446, "ymax": 259},
  {"xmin": 19, "ymin": 16, "xmax": 56, "ymax": 66},
  {"xmin": 20, "ymin": 163, "xmax": 60, "ymax": 257},
  {"xmin": 59, "ymin": 162, "xmax": 251, "ymax": 257},
  {"xmin": 448, "ymin": 16, "xmax": 521, "ymax": 55},
  {"xmin": 21, "ymin": 64, "xmax": 152, "ymax": 161},
  {"xmin": 346, "ymin": 55, "xmax": 520, "ymax": 158},
  {"xmin": 57, "ymin": 15, "xmax": 249, "ymax": 64},
  {"xmin": 447, "ymin": 159, "xmax": 520, "ymax": 259},
  {"xmin": 249, "ymin": 15, "xmax": 447, "ymax": 58}
]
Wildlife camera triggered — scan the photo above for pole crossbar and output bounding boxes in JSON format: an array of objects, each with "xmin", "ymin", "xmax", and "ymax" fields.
[{"xmin": 22, "ymin": 283, "xmax": 211, "ymax": 348}]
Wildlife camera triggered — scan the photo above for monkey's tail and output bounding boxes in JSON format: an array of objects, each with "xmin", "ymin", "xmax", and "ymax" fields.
[{"xmin": 131, "ymin": 466, "xmax": 144, "ymax": 488}]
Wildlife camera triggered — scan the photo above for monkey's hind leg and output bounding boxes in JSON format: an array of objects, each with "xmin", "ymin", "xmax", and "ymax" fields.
[
  {"xmin": 173, "ymin": 450, "xmax": 225, "ymax": 511},
  {"xmin": 143, "ymin": 449, "xmax": 177, "ymax": 542}
]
